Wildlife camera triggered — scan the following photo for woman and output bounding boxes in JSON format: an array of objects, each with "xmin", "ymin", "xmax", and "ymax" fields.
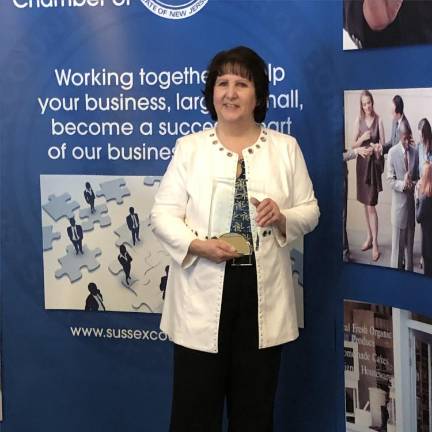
[
  {"xmin": 416, "ymin": 161, "xmax": 432, "ymax": 276},
  {"xmin": 418, "ymin": 118, "xmax": 432, "ymax": 176},
  {"xmin": 416, "ymin": 118, "xmax": 432, "ymax": 270},
  {"xmin": 151, "ymin": 46, "xmax": 319, "ymax": 431},
  {"xmin": 352, "ymin": 90, "xmax": 385, "ymax": 262},
  {"xmin": 118, "ymin": 244, "xmax": 132, "ymax": 285},
  {"xmin": 84, "ymin": 282, "xmax": 105, "ymax": 311}
]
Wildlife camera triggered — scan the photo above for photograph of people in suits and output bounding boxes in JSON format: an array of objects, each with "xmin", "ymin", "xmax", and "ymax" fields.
[
  {"xmin": 126, "ymin": 206, "xmax": 140, "ymax": 246},
  {"xmin": 67, "ymin": 217, "xmax": 83, "ymax": 255},
  {"xmin": 344, "ymin": 88, "xmax": 432, "ymax": 278},
  {"xmin": 85, "ymin": 282, "xmax": 106, "ymax": 311},
  {"xmin": 118, "ymin": 244, "xmax": 132, "ymax": 285},
  {"xmin": 83, "ymin": 182, "xmax": 96, "ymax": 213}
]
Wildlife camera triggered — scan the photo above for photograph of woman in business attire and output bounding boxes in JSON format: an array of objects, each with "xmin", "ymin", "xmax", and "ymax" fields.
[
  {"xmin": 416, "ymin": 161, "xmax": 432, "ymax": 277},
  {"xmin": 352, "ymin": 90, "xmax": 385, "ymax": 262},
  {"xmin": 150, "ymin": 46, "xmax": 319, "ymax": 431}
]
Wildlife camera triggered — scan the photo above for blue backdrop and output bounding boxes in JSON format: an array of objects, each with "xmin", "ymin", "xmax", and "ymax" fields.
[{"xmin": 1, "ymin": 1, "xmax": 431, "ymax": 431}]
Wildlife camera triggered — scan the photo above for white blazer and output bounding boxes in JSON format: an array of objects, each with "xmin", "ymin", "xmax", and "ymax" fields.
[{"xmin": 150, "ymin": 127, "xmax": 319, "ymax": 353}]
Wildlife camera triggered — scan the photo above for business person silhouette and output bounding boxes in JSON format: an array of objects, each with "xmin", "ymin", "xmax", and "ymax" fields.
[
  {"xmin": 84, "ymin": 182, "xmax": 96, "ymax": 213},
  {"xmin": 160, "ymin": 265, "xmax": 169, "ymax": 300},
  {"xmin": 67, "ymin": 217, "xmax": 83, "ymax": 255},
  {"xmin": 126, "ymin": 207, "xmax": 140, "ymax": 246},
  {"xmin": 118, "ymin": 244, "xmax": 133, "ymax": 285},
  {"xmin": 85, "ymin": 282, "xmax": 106, "ymax": 311}
]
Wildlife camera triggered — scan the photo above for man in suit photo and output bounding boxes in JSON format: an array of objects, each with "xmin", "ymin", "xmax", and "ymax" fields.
[
  {"xmin": 383, "ymin": 95, "xmax": 407, "ymax": 155},
  {"xmin": 387, "ymin": 118, "xmax": 419, "ymax": 271},
  {"xmin": 83, "ymin": 182, "xmax": 96, "ymax": 213},
  {"xmin": 126, "ymin": 207, "xmax": 140, "ymax": 246},
  {"xmin": 67, "ymin": 217, "xmax": 84, "ymax": 255}
]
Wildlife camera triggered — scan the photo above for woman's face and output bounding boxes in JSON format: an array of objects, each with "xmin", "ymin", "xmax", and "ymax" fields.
[
  {"xmin": 361, "ymin": 95, "xmax": 373, "ymax": 116},
  {"xmin": 213, "ymin": 72, "xmax": 257, "ymax": 125}
]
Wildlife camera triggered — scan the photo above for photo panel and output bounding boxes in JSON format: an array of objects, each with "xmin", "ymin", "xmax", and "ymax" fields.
[
  {"xmin": 41, "ymin": 174, "xmax": 169, "ymax": 313},
  {"xmin": 344, "ymin": 299, "xmax": 432, "ymax": 431},
  {"xmin": 40, "ymin": 174, "xmax": 306, "ymax": 323},
  {"xmin": 343, "ymin": 0, "xmax": 432, "ymax": 50},
  {"xmin": 344, "ymin": 88, "xmax": 432, "ymax": 279}
]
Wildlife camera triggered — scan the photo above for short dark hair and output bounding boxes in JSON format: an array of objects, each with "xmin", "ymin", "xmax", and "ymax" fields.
[
  {"xmin": 393, "ymin": 95, "xmax": 404, "ymax": 115},
  {"xmin": 203, "ymin": 46, "xmax": 269, "ymax": 123},
  {"xmin": 399, "ymin": 117, "xmax": 412, "ymax": 137},
  {"xmin": 88, "ymin": 282, "xmax": 97, "ymax": 294}
]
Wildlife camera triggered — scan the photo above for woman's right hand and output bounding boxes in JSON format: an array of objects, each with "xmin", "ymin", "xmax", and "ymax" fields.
[{"xmin": 188, "ymin": 239, "xmax": 241, "ymax": 263}]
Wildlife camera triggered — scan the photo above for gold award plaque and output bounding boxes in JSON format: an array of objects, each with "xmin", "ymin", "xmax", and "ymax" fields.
[{"xmin": 219, "ymin": 233, "xmax": 252, "ymax": 255}]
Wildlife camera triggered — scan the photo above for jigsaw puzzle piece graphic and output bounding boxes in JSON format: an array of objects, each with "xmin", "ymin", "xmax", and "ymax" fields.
[
  {"xmin": 42, "ymin": 193, "xmax": 80, "ymax": 221},
  {"xmin": 131, "ymin": 302, "xmax": 154, "ymax": 312},
  {"xmin": 108, "ymin": 259, "xmax": 138, "ymax": 291},
  {"xmin": 143, "ymin": 176, "xmax": 162, "ymax": 187},
  {"xmin": 290, "ymin": 248, "xmax": 304, "ymax": 286},
  {"xmin": 96, "ymin": 178, "xmax": 130, "ymax": 204},
  {"xmin": 42, "ymin": 225, "xmax": 61, "ymax": 251},
  {"xmin": 55, "ymin": 244, "xmax": 102, "ymax": 283},
  {"xmin": 114, "ymin": 223, "xmax": 135, "ymax": 248},
  {"xmin": 79, "ymin": 204, "xmax": 111, "ymax": 232}
]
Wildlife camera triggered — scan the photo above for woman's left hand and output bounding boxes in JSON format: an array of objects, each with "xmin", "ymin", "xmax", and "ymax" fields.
[{"xmin": 250, "ymin": 197, "xmax": 283, "ymax": 227}]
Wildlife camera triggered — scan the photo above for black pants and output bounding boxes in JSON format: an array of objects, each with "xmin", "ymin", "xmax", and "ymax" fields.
[
  {"xmin": 131, "ymin": 227, "xmax": 139, "ymax": 245},
  {"xmin": 72, "ymin": 239, "xmax": 83, "ymax": 254},
  {"xmin": 169, "ymin": 261, "xmax": 282, "ymax": 432}
]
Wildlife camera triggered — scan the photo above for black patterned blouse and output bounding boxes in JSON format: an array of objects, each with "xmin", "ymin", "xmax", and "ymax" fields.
[{"xmin": 229, "ymin": 159, "xmax": 253, "ymax": 247}]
